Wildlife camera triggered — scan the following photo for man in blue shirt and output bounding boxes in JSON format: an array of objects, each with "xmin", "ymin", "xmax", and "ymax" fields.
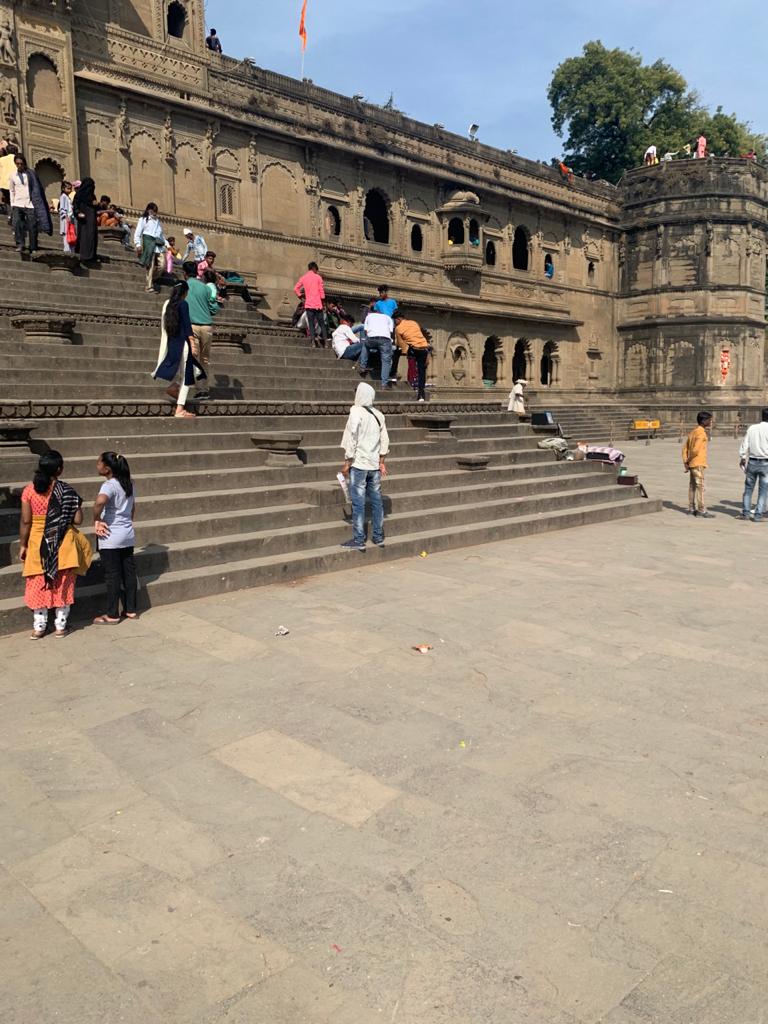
[{"xmin": 371, "ymin": 284, "xmax": 398, "ymax": 318}]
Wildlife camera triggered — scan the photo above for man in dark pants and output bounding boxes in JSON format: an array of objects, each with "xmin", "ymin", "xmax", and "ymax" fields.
[
  {"xmin": 360, "ymin": 308, "xmax": 394, "ymax": 388},
  {"xmin": 394, "ymin": 315, "xmax": 431, "ymax": 402},
  {"xmin": 9, "ymin": 154, "xmax": 38, "ymax": 253},
  {"xmin": 293, "ymin": 261, "xmax": 327, "ymax": 348}
]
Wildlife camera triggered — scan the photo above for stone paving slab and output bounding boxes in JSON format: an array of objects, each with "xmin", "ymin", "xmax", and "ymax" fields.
[{"xmin": 1, "ymin": 437, "xmax": 767, "ymax": 1022}]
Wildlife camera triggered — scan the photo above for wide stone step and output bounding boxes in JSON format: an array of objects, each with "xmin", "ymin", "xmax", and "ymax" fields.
[
  {"xmin": 0, "ymin": 495, "xmax": 660, "ymax": 636},
  {"xmin": 0, "ymin": 481, "xmax": 641, "ymax": 597}
]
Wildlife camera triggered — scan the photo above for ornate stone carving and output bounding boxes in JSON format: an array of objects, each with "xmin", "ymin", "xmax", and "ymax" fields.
[
  {"xmin": 0, "ymin": 18, "xmax": 15, "ymax": 66},
  {"xmin": 248, "ymin": 135, "xmax": 258, "ymax": 181},
  {"xmin": 204, "ymin": 119, "xmax": 220, "ymax": 170},
  {"xmin": 115, "ymin": 100, "xmax": 129, "ymax": 154},
  {"xmin": 163, "ymin": 112, "xmax": 176, "ymax": 165},
  {"xmin": 0, "ymin": 84, "xmax": 16, "ymax": 125}
]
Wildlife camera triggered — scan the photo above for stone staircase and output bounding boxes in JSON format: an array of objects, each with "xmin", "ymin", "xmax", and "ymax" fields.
[
  {"xmin": 0, "ymin": 220, "xmax": 661, "ymax": 635},
  {"xmin": 537, "ymin": 404, "xmax": 667, "ymax": 446}
]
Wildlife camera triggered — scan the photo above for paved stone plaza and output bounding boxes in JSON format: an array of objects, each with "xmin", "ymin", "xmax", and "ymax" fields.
[{"xmin": 1, "ymin": 436, "xmax": 767, "ymax": 1024}]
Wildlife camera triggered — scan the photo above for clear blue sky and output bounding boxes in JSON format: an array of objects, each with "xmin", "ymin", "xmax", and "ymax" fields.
[{"xmin": 204, "ymin": 0, "xmax": 766, "ymax": 160}]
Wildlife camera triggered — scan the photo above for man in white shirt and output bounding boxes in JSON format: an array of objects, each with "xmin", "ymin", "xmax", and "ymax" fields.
[
  {"xmin": 739, "ymin": 408, "xmax": 768, "ymax": 521},
  {"xmin": 644, "ymin": 144, "xmax": 657, "ymax": 166},
  {"xmin": 183, "ymin": 228, "xmax": 207, "ymax": 262},
  {"xmin": 331, "ymin": 315, "xmax": 363, "ymax": 361},
  {"xmin": 360, "ymin": 309, "xmax": 394, "ymax": 388},
  {"xmin": 9, "ymin": 154, "xmax": 37, "ymax": 253},
  {"xmin": 339, "ymin": 382, "xmax": 389, "ymax": 550}
]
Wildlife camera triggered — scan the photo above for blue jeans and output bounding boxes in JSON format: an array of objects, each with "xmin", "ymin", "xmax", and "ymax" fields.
[
  {"xmin": 350, "ymin": 467, "xmax": 384, "ymax": 546},
  {"xmin": 340, "ymin": 342, "xmax": 363, "ymax": 361},
  {"xmin": 743, "ymin": 458, "xmax": 768, "ymax": 520},
  {"xmin": 360, "ymin": 336, "xmax": 392, "ymax": 384},
  {"xmin": 306, "ymin": 307, "xmax": 326, "ymax": 344}
]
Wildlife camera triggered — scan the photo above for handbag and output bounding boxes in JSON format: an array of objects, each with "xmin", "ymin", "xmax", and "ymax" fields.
[{"xmin": 66, "ymin": 220, "xmax": 77, "ymax": 245}]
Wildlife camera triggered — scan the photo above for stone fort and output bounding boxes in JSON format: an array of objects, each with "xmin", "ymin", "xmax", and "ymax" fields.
[{"xmin": 1, "ymin": 0, "xmax": 767, "ymax": 407}]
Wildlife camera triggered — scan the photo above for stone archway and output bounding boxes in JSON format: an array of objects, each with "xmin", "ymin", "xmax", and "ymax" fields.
[
  {"xmin": 35, "ymin": 158, "xmax": 66, "ymax": 196},
  {"xmin": 540, "ymin": 341, "xmax": 560, "ymax": 386},
  {"xmin": 512, "ymin": 338, "xmax": 532, "ymax": 382}
]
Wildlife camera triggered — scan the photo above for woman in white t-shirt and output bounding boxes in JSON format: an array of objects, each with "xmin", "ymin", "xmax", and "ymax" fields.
[{"xmin": 91, "ymin": 452, "xmax": 138, "ymax": 625}]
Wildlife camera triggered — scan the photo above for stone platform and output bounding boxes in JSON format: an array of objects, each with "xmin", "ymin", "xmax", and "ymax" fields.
[{"xmin": 0, "ymin": 438, "xmax": 765, "ymax": 1023}]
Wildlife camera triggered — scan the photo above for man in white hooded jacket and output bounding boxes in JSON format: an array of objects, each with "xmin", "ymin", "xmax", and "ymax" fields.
[{"xmin": 340, "ymin": 382, "xmax": 389, "ymax": 550}]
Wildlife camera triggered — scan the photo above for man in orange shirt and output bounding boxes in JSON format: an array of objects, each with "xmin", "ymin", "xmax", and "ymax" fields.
[{"xmin": 682, "ymin": 410, "xmax": 713, "ymax": 517}]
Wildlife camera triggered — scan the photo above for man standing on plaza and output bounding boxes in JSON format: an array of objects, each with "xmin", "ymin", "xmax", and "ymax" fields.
[
  {"xmin": 340, "ymin": 382, "xmax": 389, "ymax": 551},
  {"xmin": 183, "ymin": 261, "xmax": 218, "ymax": 401},
  {"xmin": 293, "ymin": 261, "xmax": 327, "ymax": 348},
  {"xmin": 360, "ymin": 307, "xmax": 395, "ymax": 388},
  {"xmin": 682, "ymin": 410, "xmax": 713, "ymax": 518},
  {"xmin": 739, "ymin": 408, "xmax": 768, "ymax": 521}
]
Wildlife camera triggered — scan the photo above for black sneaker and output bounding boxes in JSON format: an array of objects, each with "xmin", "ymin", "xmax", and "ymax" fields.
[
  {"xmin": 340, "ymin": 539, "xmax": 365, "ymax": 551},
  {"xmin": 372, "ymin": 538, "xmax": 385, "ymax": 547},
  {"xmin": 698, "ymin": 511, "xmax": 714, "ymax": 519},
  {"xmin": 358, "ymin": 370, "xmax": 368, "ymax": 379}
]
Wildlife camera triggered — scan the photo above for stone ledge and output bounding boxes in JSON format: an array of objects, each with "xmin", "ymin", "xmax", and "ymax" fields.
[
  {"xmin": 10, "ymin": 316, "xmax": 76, "ymax": 344},
  {"xmin": 408, "ymin": 414, "xmax": 455, "ymax": 438}
]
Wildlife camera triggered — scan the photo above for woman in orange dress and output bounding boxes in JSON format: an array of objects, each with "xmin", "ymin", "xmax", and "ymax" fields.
[{"xmin": 19, "ymin": 450, "xmax": 92, "ymax": 639}]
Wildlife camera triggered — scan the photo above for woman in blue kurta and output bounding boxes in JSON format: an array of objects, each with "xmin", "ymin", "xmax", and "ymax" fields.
[{"xmin": 152, "ymin": 282, "xmax": 206, "ymax": 418}]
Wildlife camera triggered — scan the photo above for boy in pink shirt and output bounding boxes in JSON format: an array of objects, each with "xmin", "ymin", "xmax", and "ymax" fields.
[{"xmin": 293, "ymin": 261, "xmax": 327, "ymax": 348}]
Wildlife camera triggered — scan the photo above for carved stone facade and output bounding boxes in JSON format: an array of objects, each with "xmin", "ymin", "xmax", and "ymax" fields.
[{"xmin": 4, "ymin": 0, "xmax": 768, "ymax": 400}]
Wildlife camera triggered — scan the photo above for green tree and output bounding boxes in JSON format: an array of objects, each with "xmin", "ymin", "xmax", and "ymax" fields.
[
  {"xmin": 697, "ymin": 106, "xmax": 767, "ymax": 160},
  {"xmin": 548, "ymin": 42, "xmax": 766, "ymax": 181}
]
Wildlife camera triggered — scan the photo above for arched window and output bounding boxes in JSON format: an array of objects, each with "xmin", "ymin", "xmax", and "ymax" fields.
[
  {"xmin": 482, "ymin": 337, "xmax": 499, "ymax": 384},
  {"xmin": 26, "ymin": 54, "xmax": 61, "ymax": 115},
  {"xmin": 448, "ymin": 217, "xmax": 464, "ymax": 245},
  {"xmin": 218, "ymin": 182, "xmax": 234, "ymax": 217},
  {"xmin": 326, "ymin": 205, "xmax": 341, "ymax": 237},
  {"xmin": 485, "ymin": 240, "xmax": 496, "ymax": 266},
  {"xmin": 35, "ymin": 158, "xmax": 65, "ymax": 196},
  {"xmin": 469, "ymin": 218, "xmax": 480, "ymax": 247},
  {"xmin": 540, "ymin": 341, "xmax": 558, "ymax": 386},
  {"xmin": 167, "ymin": 1, "xmax": 187, "ymax": 39},
  {"xmin": 512, "ymin": 226, "xmax": 529, "ymax": 270},
  {"xmin": 410, "ymin": 223, "xmax": 423, "ymax": 252},
  {"xmin": 587, "ymin": 260, "xmax": 596, "ymax": 282},
  {"xmin": 512, "ymin": 338, "xmax": 530, "ymax": 381},
  {"xmin": 363, "ymin": 189, "xmax": 389, "ymax": 243},
  {"xmin": 544, "ymin": 253, "xmax": 554, "ymax": 278}
]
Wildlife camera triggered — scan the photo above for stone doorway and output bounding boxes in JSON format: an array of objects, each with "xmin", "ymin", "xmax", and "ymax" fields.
[
  {"xmin": 540, "ymin": 341, "xmax": 559, "ymax": 386},
  {"xmin": 482, "ymin": 336, "xmax": 500, "ymax": 384},
  {"xmin": 512, "ymin": 338, "xmax": 531, "ymax": 381}
]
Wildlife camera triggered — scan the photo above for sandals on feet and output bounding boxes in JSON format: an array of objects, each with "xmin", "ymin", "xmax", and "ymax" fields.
[
  {"xmin": 54, "ymin": 629, "xmax": 70, "ymax": 638},
  {"xmin": 93, "ymin": 615, "xmax": 120, "ymax": 625},
  {"xmin": 30, "ymin": 630, "xmax": 46, "ymax": 640},
  {"xmin": 174, "ymin": 408, "xmax": 196, "ymax": 418}
]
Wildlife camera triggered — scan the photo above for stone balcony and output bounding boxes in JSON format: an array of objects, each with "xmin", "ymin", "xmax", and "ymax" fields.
[{"xmin": 440, "ymin": 244, "xmax": 484, "ymax": 274}]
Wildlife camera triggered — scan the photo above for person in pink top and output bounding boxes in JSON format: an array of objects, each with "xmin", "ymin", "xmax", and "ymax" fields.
[
  {"xmin": 293, "ymin": 261, "xmax": 327, "ymax": 348},
  {"xmin": 695, "ymin": 134, "xmax": 707, "ymax": 159}
]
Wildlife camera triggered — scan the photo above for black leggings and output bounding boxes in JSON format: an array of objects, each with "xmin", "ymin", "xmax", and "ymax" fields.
[{"xmin": 100, "ymin": 546, "xmax": 138, "ymax": 618}]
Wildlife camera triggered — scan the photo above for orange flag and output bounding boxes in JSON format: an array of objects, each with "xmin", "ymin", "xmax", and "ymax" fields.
[{"xmin": 299, "ymin": 0, "xmax": 308, "ymax": 51}]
